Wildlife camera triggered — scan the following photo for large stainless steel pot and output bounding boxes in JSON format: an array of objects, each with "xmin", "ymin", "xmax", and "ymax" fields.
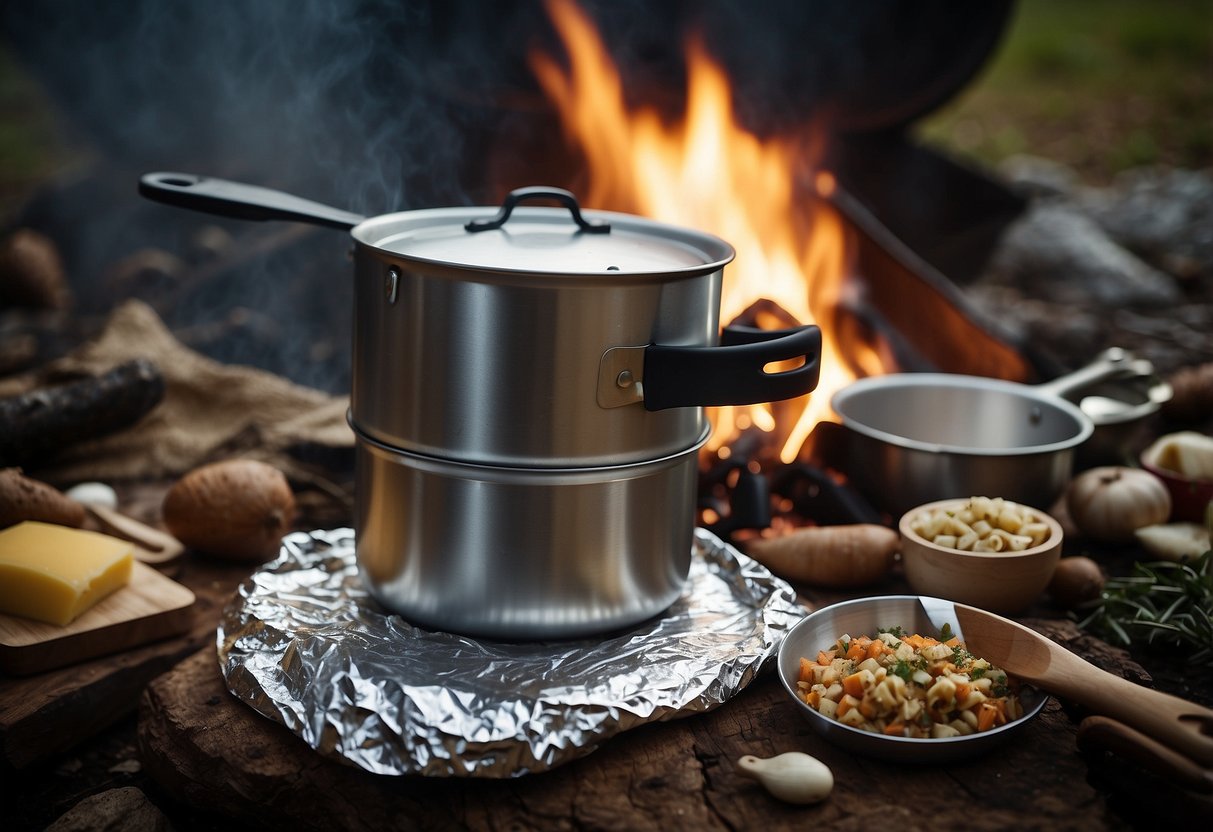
[
  {"xmin": 140, "ymin": 174, "xmax": 823, "ymax": 637},
  {"xmin": 355, "ymin": 427, "xmax": 707, "ymax": 638},
  {"xmin": 141, "ymin": 175, "xmax": 822, "ymax": 466},
  {"xmin": 830, "ymin": 352, "xmax": 1147, "ymax": 516}
]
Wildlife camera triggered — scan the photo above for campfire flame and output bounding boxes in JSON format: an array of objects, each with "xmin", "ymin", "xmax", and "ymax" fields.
[{"xmin": 531, "ymin": 0, "xmax": 890, "ymax": 465}]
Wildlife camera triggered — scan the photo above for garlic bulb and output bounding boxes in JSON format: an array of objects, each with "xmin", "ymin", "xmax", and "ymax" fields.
[
  {"xmin": 737, "ymin": 752, "xmax": 833, "ymax": 804},
  {"xmin": 1065, "ymin": 466, "xmax": 1171, "ymax": 544}
]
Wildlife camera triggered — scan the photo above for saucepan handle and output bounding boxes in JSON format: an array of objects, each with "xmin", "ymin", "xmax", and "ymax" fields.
[
  {"xmin": 139, "ymin": 172, "xmax": 366, "ymax": 231},
  {"xmin": 1034, "ymin": 347, "xmax": 1149, "ymax": 399},
  {"xmin": 642, "ymin": 324, "xmax": 822, "ymax": 411}
]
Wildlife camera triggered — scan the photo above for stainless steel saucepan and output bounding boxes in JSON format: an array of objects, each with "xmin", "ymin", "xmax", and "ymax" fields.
[{"xmin": 830, "ymin": 350, "xmax": 1149, "ymax": 516}]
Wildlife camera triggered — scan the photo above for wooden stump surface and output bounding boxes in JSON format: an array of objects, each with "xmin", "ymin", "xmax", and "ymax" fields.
[{"xmin": 135, "ymin": 618, "xmax": 1187, "ymax": 831}]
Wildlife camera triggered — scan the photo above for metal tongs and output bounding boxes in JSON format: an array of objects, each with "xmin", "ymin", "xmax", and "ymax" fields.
[{"xmin": 922, "ymin": 598, "xmax": 1213, "ymax": 792}]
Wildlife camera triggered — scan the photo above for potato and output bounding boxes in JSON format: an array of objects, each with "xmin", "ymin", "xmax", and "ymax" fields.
[
  {"xmin": 743, "ymin": 524, "xmax": 898, "ymax": 588},
  {"xmin": 162, "ymin": 459, "xmax": 295, "ymax": 561},
  {"xmin": 1047, "ymin": 557, "xmax": 1105, "ymax": 609},
  {"xmin": 0, "ymin": 467, "xmax": 86, "ymax": 530}
]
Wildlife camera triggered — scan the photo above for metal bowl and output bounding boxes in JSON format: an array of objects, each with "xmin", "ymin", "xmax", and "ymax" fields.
[{"xmin": 777, "ymin": 596, "xmax": 1048, "ymax": 762}]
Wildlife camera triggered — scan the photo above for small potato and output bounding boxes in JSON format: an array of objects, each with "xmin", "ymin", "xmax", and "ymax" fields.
[
  {"xmin": 1048, "ymin": 557, "xmax": 1105, "ymax": 609},
  {"xmin": 162, "ymin": 459, "xmax": 295, "ymax": 561}
]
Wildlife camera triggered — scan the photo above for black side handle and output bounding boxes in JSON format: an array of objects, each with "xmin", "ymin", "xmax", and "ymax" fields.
[
  {"xmin": 643, "ymin": 325, "xmax": 822, "ymax": 411},
  {"xmin": 139, "ymin": 172, "xmax": 366, "ymax": 231},
  {"xmin": 465, "ymin": 186, "xmax": 610, "ymax": 234}
]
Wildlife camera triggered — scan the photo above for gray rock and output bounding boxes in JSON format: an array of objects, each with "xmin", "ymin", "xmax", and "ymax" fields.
[
  {"xmin": 981, "ymin": 199, "xmax": 1181, "ymax": 307},
  {"xmin": 997, "ymin": 154, "xmax": 1080, "ymax": 199},
  {"xmin": 1076, "ymin": 166, "xmax": 1213, "ymax": 280}
]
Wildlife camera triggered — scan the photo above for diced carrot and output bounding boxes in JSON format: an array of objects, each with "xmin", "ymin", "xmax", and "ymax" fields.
[
  {"xmin": 845, "ymin": 641, "xmax": 866, "ymax": 661},
  {"xmin": 955, "ymin": 682, "xmax": 971, "ymax": 703},
  {"xmin": 977, "ymin": 702, "xmax": 1000, "ymax": 732},
  {"xmin": 837, "ymin": 695, "xmax": 858, "ymax": 718},
  {"xmin": 902, "ymin": 634, "xmax": 925, "ymax": 649},
  {"xmin": 865, "ymin": 640, "xmax": 885, "ymax": 660},
  {"xmin": 882, "ymin": 721, "xmax": 906, "ymax": 736},
  {"xmin": 842, "ymin": 671, "xmax": 866, "ymax": 699},
  {"xmin": 804, "ymin": 689, "xmax": 822, "ymax": 709},
  {"xmin": 799, "ymin": 657, "xmax": 815, "ymax": 684},
  {"xmin": 859, "ymin": 699, "xmax": 878, "ymax": 719},
  {"xmin": 816, "ymin": 649, "xmax": 837, "ymax": 666},
  {"xmin": 944, "ymin": 636, "xmax": 961, "ymax": 648}
]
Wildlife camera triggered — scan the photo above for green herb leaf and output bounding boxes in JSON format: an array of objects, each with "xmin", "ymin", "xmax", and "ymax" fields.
[{"xmin": 1079, "ymin": 551, "xmax": 1213, "ymax": 666}]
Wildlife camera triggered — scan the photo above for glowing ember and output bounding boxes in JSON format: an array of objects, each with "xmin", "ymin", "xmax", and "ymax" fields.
[{"xmin": 531, "ymin": 0, "xmax": 890, "ymax": 464}]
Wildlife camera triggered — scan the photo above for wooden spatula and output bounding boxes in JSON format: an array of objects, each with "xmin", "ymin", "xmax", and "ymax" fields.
[
  {"xmin": 947, "ymin": 601, "xmax": 1213, "ymax": 768},
  {"xmin": 83, "ymin": 503, "xmax": 185, "ymax": 564}
]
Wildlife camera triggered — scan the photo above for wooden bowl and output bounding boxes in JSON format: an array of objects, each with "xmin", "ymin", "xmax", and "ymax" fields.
[{"xmin": 898, "ymin": 499, "xmax": 1063, "ymax": 614}]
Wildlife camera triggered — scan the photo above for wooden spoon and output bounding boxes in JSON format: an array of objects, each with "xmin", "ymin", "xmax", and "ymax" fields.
[
  {"xmin": 82, "ymin": 503, "xmax": 185, "ymax": 564},
  {"xmin": 949, "ymin": 601, "xmax": 1213, "ymax": 768},
  {"xmin": 1077, "ymin": 716, "xmax": 1213, "ymax": 794}
]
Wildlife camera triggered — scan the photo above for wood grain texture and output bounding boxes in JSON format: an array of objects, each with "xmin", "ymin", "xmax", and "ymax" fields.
[
  {"xmin": 137, "ymin": 621, "xmax": 1155, "ymax": 831},
  {"xmin": 0, "ymin": 561, "xmax": 195, "ymax": 674},
  {"xmin": 0, "ymin": 555, "xmax": 246, "ymax": 768}
]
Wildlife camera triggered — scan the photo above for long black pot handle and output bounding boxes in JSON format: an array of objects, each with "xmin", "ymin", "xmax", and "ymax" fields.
[
  {"xmin": 465, "ymin": 186, "xmax": 609, "ymax": 234},
  {"xmin": 139, "ymin": 172, "xmax": 366, "ymax": 231},
  {"xmin": 643, "ymin": 324, "xmax": 822, "ymax": 411}
]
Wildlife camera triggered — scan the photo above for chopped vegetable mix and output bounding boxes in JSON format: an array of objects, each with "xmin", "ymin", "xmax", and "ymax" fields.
[{"xmin": 796, "ymin": 628, "xmax": 1025, "ymax": 739}]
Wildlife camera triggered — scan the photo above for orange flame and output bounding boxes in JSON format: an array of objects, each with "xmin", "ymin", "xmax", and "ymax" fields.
[{"xmin": 531, "ymin": 0, "xmax": 888, "ymax": 464}]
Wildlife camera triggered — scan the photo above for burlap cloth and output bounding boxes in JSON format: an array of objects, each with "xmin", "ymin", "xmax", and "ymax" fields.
[{"xmin": 0, "ymin": 299, "xmax": 354, "ymax": 486}]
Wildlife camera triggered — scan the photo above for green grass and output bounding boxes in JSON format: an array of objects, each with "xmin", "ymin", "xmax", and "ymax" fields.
[{"xmin": 918, "ymin": 0, "xmax": 1213, "ymax": 182}]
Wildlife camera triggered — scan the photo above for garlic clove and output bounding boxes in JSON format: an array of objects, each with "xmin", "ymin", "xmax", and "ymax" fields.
[
  {"xmin": 65, "ymin": 481, "xmax": 119, "ymax": 510},
  {"xmin": 1145, "ymin": 432, "xmax": 1213, "ymax": 481},
  {"xmin": 737, "ymin": 751, "xmax": 833, "ymax": 805},
  {"xmin": 1134, "ymin": 522, "xmax": 1211, "ymax": 562}
]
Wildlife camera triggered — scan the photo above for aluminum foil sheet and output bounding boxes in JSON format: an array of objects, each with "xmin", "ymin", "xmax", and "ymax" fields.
[{"xmin": 218, "ymin": 527, "xmax": 805, "ymax": 778}]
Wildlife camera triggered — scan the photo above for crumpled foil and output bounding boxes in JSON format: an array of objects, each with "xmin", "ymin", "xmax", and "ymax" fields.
[{"xmin": 217, "ymin": 527, "xmax": 804, "ymax": 778}]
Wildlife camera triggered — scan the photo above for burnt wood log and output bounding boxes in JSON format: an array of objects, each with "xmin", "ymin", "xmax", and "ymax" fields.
[
  {"xmin": 136, "ymin": 620, "xmax": 1188, "ymax": 831},
  {"xmin": 0, "ymin": 358, "xmax": 164, "ymax": 467}
]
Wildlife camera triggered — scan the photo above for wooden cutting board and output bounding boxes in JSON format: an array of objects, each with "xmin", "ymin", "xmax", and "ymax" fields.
[{"xmin": 0, "ymin": 561, "xmax": 196, "ymax": 675}]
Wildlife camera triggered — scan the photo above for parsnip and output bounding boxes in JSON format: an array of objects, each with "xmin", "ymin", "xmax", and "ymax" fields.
[{"xmin": 743, "ymin": 524, "xmax": 898, "ymax": 588}]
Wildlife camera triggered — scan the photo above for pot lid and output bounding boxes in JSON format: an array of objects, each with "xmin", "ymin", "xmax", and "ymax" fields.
[{"xmin": 355, "ymin": 188, "xmax": 734, "ymax": 276}]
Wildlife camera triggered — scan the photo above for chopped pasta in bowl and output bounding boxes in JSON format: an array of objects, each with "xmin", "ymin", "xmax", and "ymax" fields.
[
  {"xmin": 898, "ymin": 497, "xmax": 1063, "ymax": 614},
  {"xmin": 778, "ymin": 596, "xmax": 1047, "ymax": 762}
]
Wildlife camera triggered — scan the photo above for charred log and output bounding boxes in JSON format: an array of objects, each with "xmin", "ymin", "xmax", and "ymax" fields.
[{"xmin": 0, "ymin": 359, "xmax": 165, "ymax": 467}]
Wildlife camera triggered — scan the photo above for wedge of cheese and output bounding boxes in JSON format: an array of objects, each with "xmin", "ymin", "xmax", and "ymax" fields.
[{"xmin": 0, "ymin": 521, "xmax": 134, "ymax": 626}]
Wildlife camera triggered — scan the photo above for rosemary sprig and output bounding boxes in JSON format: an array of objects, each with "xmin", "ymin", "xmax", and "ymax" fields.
[{"xmin": 1077, "ymin": 551, "xmax": 1213, "ymax": 667}]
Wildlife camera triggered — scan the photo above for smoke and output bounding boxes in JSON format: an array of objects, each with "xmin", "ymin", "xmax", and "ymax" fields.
[{"xmin": 0, "ymin": 0, "xmax": 1011, "ymax": 392}]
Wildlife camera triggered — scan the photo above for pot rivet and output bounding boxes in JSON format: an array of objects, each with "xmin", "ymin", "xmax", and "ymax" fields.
[
  {"xmin": 616, "ymin": 369, "xmax": 634, "ymax": 389},
  {"xmin": 385, "ymin": 267, "xmax": 400, "ymax": 305}
]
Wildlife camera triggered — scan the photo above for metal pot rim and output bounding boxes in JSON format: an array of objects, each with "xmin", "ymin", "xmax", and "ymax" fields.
[
  {"xmin": 352, "ymin": 420, "xmax": 712, "ymax": 477},
  {"xmin": 831, "ymin": 373, "xmax": 1094, "ymax": 457}
]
